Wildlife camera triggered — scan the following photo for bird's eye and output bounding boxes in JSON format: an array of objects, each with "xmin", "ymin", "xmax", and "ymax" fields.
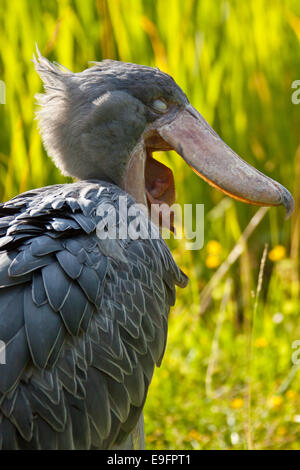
[{"xmin": 151, "ymin": 98, "xmax": 168, "ymax": 112}]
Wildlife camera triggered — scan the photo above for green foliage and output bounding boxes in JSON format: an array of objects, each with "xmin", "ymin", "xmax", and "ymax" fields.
[{"xmin": 0, "ymin": 0, "xmax": 299, "ymax": 449}]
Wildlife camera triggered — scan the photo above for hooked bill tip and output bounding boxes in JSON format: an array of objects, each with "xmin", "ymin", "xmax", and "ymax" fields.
[{"xmin": 280, "ymin": 186, "xmax": 295, "ymax": 219}]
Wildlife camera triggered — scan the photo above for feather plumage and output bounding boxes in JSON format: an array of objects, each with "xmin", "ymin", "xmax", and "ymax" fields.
[{"xmin": 0, "ymin": 181, "xmax": 187, "ymax": 449}]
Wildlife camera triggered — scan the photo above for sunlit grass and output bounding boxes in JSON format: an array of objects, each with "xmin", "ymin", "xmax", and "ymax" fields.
[{"xmin": 0, "ymin": 0, "xmax": 299, "ymax": 449}]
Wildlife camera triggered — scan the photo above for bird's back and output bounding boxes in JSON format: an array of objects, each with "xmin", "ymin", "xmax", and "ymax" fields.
[{"xmin": 0, "ymin": 180, "xmax": 187, "ymax": 449}]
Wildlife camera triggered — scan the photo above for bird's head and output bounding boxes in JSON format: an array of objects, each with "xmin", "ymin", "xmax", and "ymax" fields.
[{"xmin": 34, "ymin": 50, "xmax": 294, "ymax": 226}]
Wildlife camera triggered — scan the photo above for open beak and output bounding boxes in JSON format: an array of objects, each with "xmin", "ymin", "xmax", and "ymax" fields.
[{"xmin": 155, "ymin": 104, "xmax": 294, "ymax": 219}]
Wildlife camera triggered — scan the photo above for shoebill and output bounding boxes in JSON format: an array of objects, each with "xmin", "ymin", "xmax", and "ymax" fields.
[{"xmin": 0, "ymin": 50, "xmax": 294, "ymax": 449}]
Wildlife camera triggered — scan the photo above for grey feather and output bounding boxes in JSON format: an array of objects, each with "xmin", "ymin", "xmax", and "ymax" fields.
[
  {"xmin": 85, "ymin": 367, "xmax": 111, "ymax": 439},
  {"xmin": 77, "ymin": 265, "xmax": 101, "ymax": 303},
  {"xmin": 105, "ymin": 376, "xmax": 130, "ymax": 423},
  {"xmin": 24, "ymin": 287, "xmax": 64, "ymax": 368},
  {"xmin": 64, "ymin": 391, "xmax": 91, "ymax": 450},
  {"xmin": 0, "ymin": 326, "xmax": 30, "ymax": 394},
  {"xmin": 42, "ymin": 262, "xmax": 72, "ymax": 311},
  {"xmin": 56, "ymin": 250, "xmax": 83, "ymax": 279},
  {"xmin": 32, "ymin": 271, "xmax": 47, "ymax": 306},
  {"xmin": 0, "ymin": 179, "xmax": 188, "ymax": 449},
  {"xmin": 59, "ymin": 283, "xmax": 90, "ymax": 335},
  {"xmin": 30, "ymin": 235, "xmax": 62, "ymax": 256},
  {"xmin": 9, "ymin": 388, "xmax": 33, "ymax": 441},
  {"xmin": 0, "ymin": 286, "xmax": 24, "ymax": 342},
  {"xmin": 9, "ymin": 250, "xmax": 54, "ymax": 276},
  {"xmin": 0, "ymin": 251, "xmax": 31, "ymax": 286}
]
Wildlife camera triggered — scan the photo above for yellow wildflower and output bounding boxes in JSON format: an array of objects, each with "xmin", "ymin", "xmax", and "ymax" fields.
[
  {"xmin": 254, "ymin": 337, "xmax": 268, "ymax": 348},
  {"xmin": 207, "ymin": 240, "xmax": 222, "ymax": 255},
  {"xmin": 269, "ymin": 395, "xmax": 283, "ymax": 408},
  {"xmin": 268, "ymin": 245, "xmax": 286, "ymax": 262},
  {"xmin": 205, "ymin": 254, "xmax": 220, "ymax": 269},
  {"xmin": 231, "ymin": 398, "xmax": 244, "ymax": 409},
  {"xmin": 286, "ymin": 390, "xmax": 297, "ymax": 400}
]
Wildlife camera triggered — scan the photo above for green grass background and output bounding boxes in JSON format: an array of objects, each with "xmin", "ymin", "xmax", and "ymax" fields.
[{"xmin": 0, "ymin": 0, "xmax": 300, "ymax": 449}]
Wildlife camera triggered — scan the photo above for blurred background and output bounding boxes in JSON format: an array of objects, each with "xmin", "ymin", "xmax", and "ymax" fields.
[{"xmin": 0, "ymin": 0, "xmax": 300, "ymax": 450}]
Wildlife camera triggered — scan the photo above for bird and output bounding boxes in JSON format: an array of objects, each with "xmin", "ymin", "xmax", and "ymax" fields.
[{"xmin": 0, "ymin": 49, "xmax": 294, "ymax": 450}]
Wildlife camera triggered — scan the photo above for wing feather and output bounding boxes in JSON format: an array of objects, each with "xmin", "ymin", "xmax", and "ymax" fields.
[{"xmin": 0, "ymin": 180, "xmax": 188, "ymax": 449}]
